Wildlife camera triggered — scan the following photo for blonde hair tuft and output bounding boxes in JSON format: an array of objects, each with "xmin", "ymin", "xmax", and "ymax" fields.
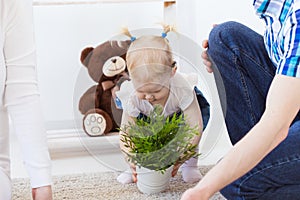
[{"xmin": 121, "ymin": 27, "xmax": 134, "ymax": 39}]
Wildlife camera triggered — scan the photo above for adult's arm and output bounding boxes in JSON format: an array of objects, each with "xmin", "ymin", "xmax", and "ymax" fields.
[{"xmin": 181, "ymin": 74, "xmax": 300, "ymax": 199}]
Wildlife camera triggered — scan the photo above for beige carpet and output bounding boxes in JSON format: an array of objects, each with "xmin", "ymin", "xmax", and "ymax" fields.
[{"xmin": 12, "ymin": 166, "xmax": 225, "ymax": 200}]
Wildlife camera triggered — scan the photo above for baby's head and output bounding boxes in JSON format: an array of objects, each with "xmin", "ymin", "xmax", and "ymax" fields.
[
  {"xmin": 127, "ymin": 35, "xmax": 175, "ymax": 83},
  {"xmin": 123, "ymin": 26, "xmax": 176, "ymax": 105}
]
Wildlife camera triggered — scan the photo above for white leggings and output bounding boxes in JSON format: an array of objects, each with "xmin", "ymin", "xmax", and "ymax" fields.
[
  {"xmin": 0, "ymin": 0, "xmax": 52, "ymax": 198},
  {"xmin": 0, "ymin": 169, "xmax": 11, "ymax": 200},
  {"xmin": 0, "ymin": 96, "xmax": 52, "ymax": 199},
  {"xmin": 0, "ymin": 105, "xmax": 11, "ymax": 199}
]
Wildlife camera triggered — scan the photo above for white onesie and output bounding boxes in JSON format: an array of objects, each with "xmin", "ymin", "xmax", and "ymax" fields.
[{"xmin": 116, "ymin": 72, "xmax": 198, "ymax": 117}]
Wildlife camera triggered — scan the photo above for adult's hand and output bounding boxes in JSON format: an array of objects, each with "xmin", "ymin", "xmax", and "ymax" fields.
[
  {"xmin": 201, "ymin": 39, "xmax": 213, "ymax": 73},
  {"xmin": 181, "ymin": 187, "xmax": 209, "ymax": 200},
  {"xmin": 201, "ymin": 24, "xmax": 218, "ymax": 73}
]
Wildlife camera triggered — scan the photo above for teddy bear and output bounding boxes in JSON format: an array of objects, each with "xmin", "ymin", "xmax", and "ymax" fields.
[{"xmin": 78, "ymin": 40, "xmax": 131, "ymax": 136}]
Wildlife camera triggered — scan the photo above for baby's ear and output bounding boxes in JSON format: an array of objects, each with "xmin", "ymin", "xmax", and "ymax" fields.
[{"xmin": 171, "ymin": 63, "xmax": 177, "ymax": 77}]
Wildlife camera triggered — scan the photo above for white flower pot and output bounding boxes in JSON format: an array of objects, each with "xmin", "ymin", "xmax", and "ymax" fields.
[{"xmin": 136, "ymin": 165, "xmax": 174, "ymax": 194}]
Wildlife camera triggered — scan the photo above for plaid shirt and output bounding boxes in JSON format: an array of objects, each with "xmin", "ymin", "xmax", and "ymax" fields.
[{"xmin": 253, "ymin": 0, "xmax": 300, "ymax": 77}]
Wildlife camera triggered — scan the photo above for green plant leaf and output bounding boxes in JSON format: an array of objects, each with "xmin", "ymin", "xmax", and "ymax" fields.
[{"xmin": 120, "ymin": 104, "xmax": 201, "ymax": 172}]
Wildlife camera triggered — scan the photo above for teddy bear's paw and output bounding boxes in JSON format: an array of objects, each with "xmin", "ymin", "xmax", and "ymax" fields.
[{"xmin": 83, "ymin": 113, "xmax": 107, "ymax": 136}]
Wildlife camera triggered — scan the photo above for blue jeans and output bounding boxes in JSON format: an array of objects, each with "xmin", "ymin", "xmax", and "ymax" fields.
[{"xmin": 207, "ymin": 21, "xmax": 300, "ymax": 199}]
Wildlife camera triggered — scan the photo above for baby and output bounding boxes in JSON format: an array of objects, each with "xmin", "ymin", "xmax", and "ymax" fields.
[{"xmin": 116, "ymin": 25, "xmax": 210, "ymax": 184}]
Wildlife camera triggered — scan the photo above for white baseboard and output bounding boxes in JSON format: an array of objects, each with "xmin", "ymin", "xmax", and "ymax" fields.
[
  {"xmin": 45, "ymin": 120, "xmax": 77, "ymax": 131},
  {"xmin": 47, "ymin": 127, "xmax": 120, "ymax": 159},
  {"xmin": 46, "ymin": 120, "xmax": 232, "ymax": 165}
]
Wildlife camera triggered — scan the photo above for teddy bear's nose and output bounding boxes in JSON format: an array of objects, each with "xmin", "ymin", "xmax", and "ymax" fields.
[{"xmin": 111, "ymin": 58, "xmax": 117, "ymax": 63}]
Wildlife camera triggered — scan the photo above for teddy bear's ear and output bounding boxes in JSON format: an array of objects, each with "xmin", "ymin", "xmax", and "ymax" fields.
[
  {"xmin": 117, "ymin": 40, "xmax": 131, "ymax": 50},
  {"xmin": 109, "ymin": 40, "xmax": 131, "ymax": 62},
  {"xmin": 110, "ymin": 40, "xmax": 131, "ymax": 53},
  {"xmin": 80, "ymin": 47, "xmax": 94, "ymax": 67}
]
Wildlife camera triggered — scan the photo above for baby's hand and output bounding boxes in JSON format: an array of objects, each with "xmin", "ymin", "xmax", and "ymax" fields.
[
  {"xmin": 171, "ymin": 162, "xmax": 182, "ymax": 177},
  {"xmin": 130, "ymin": 163, "xmax": 137, "ymax": 183}
]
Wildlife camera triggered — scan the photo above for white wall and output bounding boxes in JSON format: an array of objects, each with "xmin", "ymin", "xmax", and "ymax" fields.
[
  {"xmin": 174, "ymin": 0, "xmax": 265, "ymax": 51},
  {"xmin": 33, "ymin": 0, "xmax": 265, "ymax": 133},
  {"xmin": 32, "ymin": 0, "xmax": 269, "ymax": 162},
  {"xmin": 33, "ymin": 1, "xmax": 164, "ymax": 130}
]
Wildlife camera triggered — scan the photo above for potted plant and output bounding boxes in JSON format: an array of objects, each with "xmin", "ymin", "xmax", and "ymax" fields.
[{"xmin": 120, "ymin": 105, "xmax": 200, "ymax": 194}]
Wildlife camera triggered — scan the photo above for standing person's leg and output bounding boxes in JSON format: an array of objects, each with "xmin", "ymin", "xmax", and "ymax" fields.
[
  {"xmin": 207, "ymin": 21, "xmax": 300, "ymax": 199},
  {"xmin": 0, "ymin": 106, "xmax": 12, "ymax": 200},
  {"xmin": 3, "ymin": 0, "xmax": 52, "ymax": 190},
  {"xmin": 6, "ymin": 95, "xmax": 52, "ymax": 188},
  {"xmin": 0, "ymin": 13, "xmax": 11, "ymax": 198}
]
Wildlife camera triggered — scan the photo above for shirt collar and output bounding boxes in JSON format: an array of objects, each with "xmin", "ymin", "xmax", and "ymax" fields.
[{"xmin": 253, "ymin": 0, "xmax": 270, "ymax": 16}]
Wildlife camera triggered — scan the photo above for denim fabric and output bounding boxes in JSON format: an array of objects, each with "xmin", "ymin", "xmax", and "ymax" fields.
[
  {"xmin": 194, "ymin": 86, "xmax": 210, "ymax": 131},
  {"xmin": 137, "ymin": 87, "xmax": 210, "ymax": 131},
  {"xmin": 207, "ymin": 21, "xmax": 300, "ymax": 199}
]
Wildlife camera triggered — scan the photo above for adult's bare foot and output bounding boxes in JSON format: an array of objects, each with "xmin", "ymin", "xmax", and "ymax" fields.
[{"xmin": 32, "ymin": 185, "xmax": 53, "ymax": 200}]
